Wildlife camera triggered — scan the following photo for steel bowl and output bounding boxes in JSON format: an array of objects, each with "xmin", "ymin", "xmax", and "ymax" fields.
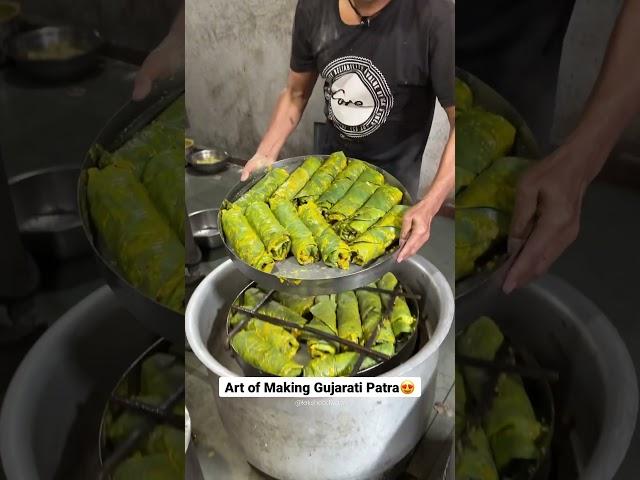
[
  {"xmin": 187, "ymin": 148, "xmax": 229, "ymax": 174},
  {"xmin": 9, "ymin": 25, "xmax": 103, "ymax": 81},
  {"xmin": 189, "ymin": 208, "xmax": 222, "ymax": 249},
  {"xmin": 218, "ymin": 155, "xmax": 414, "ymax": 296},
  {"xmin": 10, "ymin": 165, "xmax": 90, "ymax": 261},
  {"xmin": 186, "ymin": 256, "xmax": 454, "ymax": 480}
]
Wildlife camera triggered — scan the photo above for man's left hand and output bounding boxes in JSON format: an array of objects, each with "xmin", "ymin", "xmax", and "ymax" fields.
[{"xmin": 396, "ymin": 198, "xmax": 440, "ymax": 262}]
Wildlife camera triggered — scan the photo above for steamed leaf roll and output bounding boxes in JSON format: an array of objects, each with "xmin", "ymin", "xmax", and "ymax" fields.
[
  {"xmin": 356, "ymin": 286, "xmax": 396, "ymax": 345},
  {"xmin": 298, "ymin": 202, "xmax": 350, "ymax": 269},
  {"xmin": 350, "ymin": 205, "xmax": 408, "ymax": 266},
  {"xmin": 271, "ymin": 200, "xmax": 319, "ymax": 265},
  {"xmin": 316, "ymin": 159, "xmax": 367, "ymax": 212},
  {"xmin": 269, "ymin": 156, "xmax": 322, "ymax": 205},
  {"xmin": 336, "ymin": 185, "xmax": 403, "ymax": 242},
  {"xmin": 295, "ymin": 151, "xmax": 347, "ymax": 204},
  {"xmin": 455, "ymin": 209, "xmax": 500, "ymax": 280},
  {"xmin": 221, "ymin": 206, "xmax": 275, "ymax": 272},
  {"xmin": 305, "ymin": 295, "xmax": 339, "ymax": 357},
  {"xmin": 455, "ymin": 426, "xmax": 499, "ymax": 480},
  {"xmin": 231, "ymin": 330, "xmax": 303, "ymax": 377},
  {"xmin": 336, "ymin": 291, "xmax": 363, "ymax": 345},
  {"xmin": 377, "ymin": 273, "xmax": 415, "ymax": 337},
  {"xmin": 245, "ymin": 202, "xmax": 291, "ymax": 261},
  {"xmin": 304, "ymin": 352, "xmax": 358, "ymax": 377},
  {"xmin": 326, "ymin": 168, "xmax": 384, "ymax": 223},
  {"xmin": 273, "ymin": 291, "xmax": 315, "ymax": 316},
  {"xmin": 234, "ymin": 168, "xmax": 289, "ymax": 211}
]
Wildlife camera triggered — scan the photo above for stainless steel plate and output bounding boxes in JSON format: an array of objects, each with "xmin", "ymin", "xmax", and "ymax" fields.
[{"xmin": 218, "ymin": 155, "xmax": 414, "ymax": 295}]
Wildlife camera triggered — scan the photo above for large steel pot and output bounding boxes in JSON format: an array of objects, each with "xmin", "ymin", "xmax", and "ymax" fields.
[{"xmin": 185, "ymin": 256, "xmax": 454, "ymax": 480}]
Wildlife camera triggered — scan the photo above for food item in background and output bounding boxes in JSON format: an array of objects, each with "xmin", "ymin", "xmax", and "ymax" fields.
[
  {"xmin": 231, "ymin": 329, "xmax": 303, "ymax": 377},
  {"xmin": 154, "ymin": 96, "xmax": 186, "ymax": 132},
  {"xmin": 142, "ymin": 150, "xmax": 185, "ymax": 243},
  {"xmin": 455, "ymin": 365, "xmax": 467, "ymax": 438},
  {"xmin": 269, "ymin": 156, "xmax": 323, "ymax": 205},
  {"xmin": 87, "ymin": 163, "xmax": 184, "ymax": 312},
  {"xmin": 245, "ymin": 201, "xmax": 291, "ymax": 261},
  {"xmin": 377, "ymin": 272, "xmax": 415, "ymax": 337},
  {"xmin": 455, "ymin": 426, "xmax": 499, "ymax": 480},
  {"xmin": 304, "ymin": 351, "xmax": 358, "ymax": 377},
  {"xmin": 327, "ymin": 170, "xmax": 383, "ymax": 223},
  {"xmin": 26, "ymin": 40, "xmax": 86, "ymax": 60},
  {"xmin": 455, "ymin": 209, "xmax": 500, "ymax": 281},
  {"xmin": 299, "ymin": 202, "xmax": 350, "ymax": 269},
  {"xmin": 360, "ymin": 341, "xmax": 395, "ymax": 370},
  {"xmin": 350, "ymin": 205, "xmax": 408, "ymax": 266},
  {"xmin": 336, "ymin": 185, "xmax": 403, "ymax": 242},
  {"xmin": 456, "ymin": 157, "xmax": 532, "ymax": 212},
  {"xmin": 295, "ymin": 151, "xmax": 348, "ymax": 204},
  {"xmin": 234, "ymin": 168, "xmax": 289, "ymax": 211},
  {"xmin": 355, "ymin": 287, "xmax": 396, "ymax": 346},
  {"xmin": 273, "ymin": 291, "xmax": 315, "ymax": 316},
  {"xmin": 230, "ymin": 287, "xmax": 307, "ymax": 333},
  {"xmin": 316, "ymin": 159, "xmax": 367, "ymax": 212},
  {"xmin": 455, "ymin": 166, "xmax": 476, "ymax": 195},
  {"xmin": 220, "ymin": 206, "xmax": 275, "ymax": 272},
  {"xmin": 305, "ymin": 294, "xmax": 339, "ymax": 357},
  {"xmin": 457, "ymin": 109, "xmax": 515, "ymax": 174},
  {"xmin": 271, "ymin": 200, "xmax": 319, "ymax": 265},
  {"xmin": 336, "ymin": 291, "xmax": 363, "ymax": 345},
  {"xmin": 455, "ymin": 78, "xmax": 474, "ymax": 112},
  {"xmin": 484, "ymin": 373, "xmax": 544, "ymax": 471}
]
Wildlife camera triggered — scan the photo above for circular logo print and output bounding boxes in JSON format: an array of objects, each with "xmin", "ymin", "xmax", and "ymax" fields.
[{"xmin": 322, "ymin": 56, "xmax": 394, "ymax": 139}]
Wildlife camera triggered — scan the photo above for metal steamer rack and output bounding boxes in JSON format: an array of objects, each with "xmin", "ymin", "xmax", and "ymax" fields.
[
  {"xmin": 218, "ymin": 156, "xmax": 414, "ymax": 296},
  {"xmin": 225, "ymin": 281, "xmax": 424, "ymax": 377},
  {"xmin": 97, "ymin": 340, "xmax": 185, "ymax": 480}
]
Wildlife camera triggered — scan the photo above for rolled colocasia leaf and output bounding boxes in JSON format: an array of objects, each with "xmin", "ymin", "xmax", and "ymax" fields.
[
  {"xmin": 233, "ymin": 168, "xmax": 289, "ymax": 211},
  {"xmin": 377, "ymin": 272, "xmax": 415, "ymax": 338},
  {"xmin": 304, "ymin": 352, "xmax": 359, "ymax": 377},
  {"xmin": 245, "ymin": 201, "xmax": 291, "ymax": 261},
  {"xmin": 355, "ymin": 286, "xmax": 395, "ymax": 346},
  {"xmin": 455, "ymin": 426, "xmax": 499, "ymax": 480},
  {"xmin": 336, "ymin": 291, "xmax": 363, "ymax": 346},
  {"xmin": 294, "ymin": 151, "xmax": 347, "ymax": 204},
  {"xmin": 269, "ymin": 156, "xmax": 323, "ymax": 206},
  {"xmin": 298, "ymin": 202, "xmax": 350, "ymax": 269},
  {"xmin": 350, "ymin": 205, "xmax": 408, "ymax": 266},
  {"xmin": 87, "ymin": 164, "xmax": 184, "ymax": 313},
  {"xmin": 336, "ymin": 185, "xmax": 403, "ymax": 242},
  {"xmin": 305, "ymin": 295, "xmax": 339, "ymax": 358},
  {"xmin": 316, "ymin": 159, "xmax": 367, "ymax": 213},
  {"xmin": 231, "ymin": 329, "xmax": 303, "ymax": 377},
  {"xmin": 271, "ymin": 200, "xmax": 319, "ymax": 265},
  {"xmin": 326, "ymin": 168, "xmax": 384, "ymax": 223},
  {"xmin": 220, "ymin": 206, "xmax": 275, "ymax": 272},
  {"xmin": 360, "ymin": 342, "xmax": 395, "ymax": 370},
  {"xmin": 273, "ymin": 291, "xmax": 316, "ymax": 316},
  {"xmin": 229, "ymin": 287, "xmax": 308, "ymax": 333}
]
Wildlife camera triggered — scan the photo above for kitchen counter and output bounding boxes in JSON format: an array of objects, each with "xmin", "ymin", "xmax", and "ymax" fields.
[{"xmin": 185, "ymin": 163, "xmax": 455, "ymax": 480}]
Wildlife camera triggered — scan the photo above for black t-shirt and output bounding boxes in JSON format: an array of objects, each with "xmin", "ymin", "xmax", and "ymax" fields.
[{"xmin": 290, "ymin": 0, "xmax": 454, "ymax": 197}]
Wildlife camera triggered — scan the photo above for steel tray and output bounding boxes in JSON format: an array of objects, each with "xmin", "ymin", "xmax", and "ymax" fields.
[{"xmin": 217, "ymin": 155, "xmax": 414, "ymax": 295}]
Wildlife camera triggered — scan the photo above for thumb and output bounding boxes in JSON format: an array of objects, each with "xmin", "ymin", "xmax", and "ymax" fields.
[
  {"xmin": 240, "ymin": 165, "xmax": 251, "ymax": 182},
  {"xmin": 132, "ymin": 74, "xmax": 152, "ymax": 101},
  {"xmin": 399, "ymin": 213, "xmax": 413, "ymax": 247}
]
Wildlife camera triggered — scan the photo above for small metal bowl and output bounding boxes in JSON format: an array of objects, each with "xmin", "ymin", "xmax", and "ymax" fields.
[
  {"xmin": 187, "ymin": 148, "xmax": 229, "ymax": 174},
  {"xmin": 189, "ymin": 208, "xmax": 222, "ymax": 249},
  {"xmin": 9, "ymin": 25, "xmax": 103, "ymax": 81}
]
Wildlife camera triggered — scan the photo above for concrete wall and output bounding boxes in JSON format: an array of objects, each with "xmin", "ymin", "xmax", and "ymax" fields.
[
  {"xmin": 185, "ymin": 0, "xmax": 450, "ymax": 197},
  {"xmin": 19, "ymin": 0, "xmax": 181, "ymax": 51}
]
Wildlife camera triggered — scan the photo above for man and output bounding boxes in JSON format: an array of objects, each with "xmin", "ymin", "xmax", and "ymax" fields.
[{"xmin": 240, "ymin": 0, "xmax": 455, "ymax": 262}]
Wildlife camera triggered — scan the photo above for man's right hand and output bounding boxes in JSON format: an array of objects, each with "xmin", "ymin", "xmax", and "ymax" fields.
[{"xmin": 241, "ymin": 153, "xmax": 276, "ymax": 181}]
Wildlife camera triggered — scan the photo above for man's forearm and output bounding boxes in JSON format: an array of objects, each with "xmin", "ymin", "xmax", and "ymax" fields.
[
  {"xmin": 565, "ymin": 0, "xmax": 640, "ymax": 179},
  {"xmin": 256, "ymin": 88, "xmax": 309, "ymax": 159},
  {"xmin": 421, "ymin": 109, "xmax": 455, "ymax": 209}
]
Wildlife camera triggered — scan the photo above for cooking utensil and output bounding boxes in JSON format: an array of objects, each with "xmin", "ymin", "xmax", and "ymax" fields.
[
  {"xmin": 9, "ymin": 25, "xmax": 103, "ymax": 81},
  {"xmin": 187, "ymin": 148, "xmax": 229, "ymax": 174},
  {"xmin": 218, "ymin": 155, "xmax": 414, "ymax": 296},
  {"xmin": 10, "ymin": 165, "xmax": 90, "ymax": 261},
  {"xmin": 186, "ymin": 256, "xmax": 454, "ymax": 480},
  {"xmin": 78, "ymin": 76, "xmax": 184, "ymax": 344},
  {"xmin": 455, "ymin": 68, "xmax": 541, "ymax": 303},
  {"xmin": 189, "ymin": 208, "xmax": 222, "ymax": 249}
]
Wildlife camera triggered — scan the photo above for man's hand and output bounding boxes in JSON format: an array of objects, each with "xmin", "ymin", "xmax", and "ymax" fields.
[
  {"xmin": 396, "ymin": 197, "xmax": 440, "ymax": 263},
  {"xmin": 503, "ymin": 145, "xmax": 591, "ymax": 293},
  {"xmin": 241, "ymin": 152, "xmax": 277, "ymax": 181},
  {"xmin": 133, "ymin": 5, "xmax": 185, "ymax": 101}
]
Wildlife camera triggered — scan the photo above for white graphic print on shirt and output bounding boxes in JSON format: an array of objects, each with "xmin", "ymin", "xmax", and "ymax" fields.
[{"xmin": 322, "ymin": 56, "xmax": 394, "ymax": 138}]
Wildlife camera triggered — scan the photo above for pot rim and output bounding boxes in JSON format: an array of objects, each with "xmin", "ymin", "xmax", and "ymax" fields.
[{"xmin": 185, "ymin": 256, "xmax": 455, "ymax": 378}]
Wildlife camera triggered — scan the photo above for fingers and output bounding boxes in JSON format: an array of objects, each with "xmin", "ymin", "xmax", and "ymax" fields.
[
  {"xmin": 509, "ymin": 175, "xmax": 539, "ymax": 251},
  {"xmin": 397, "ymin": 221, "xmax": 430, "ymax": 263},
  {"xmin": 240, "ymin": 164, "xmax": 253, "ymax": 182},
  {"xmin": 132, "ymin": 74, "xmax": 152, "ymax": 101},
  {"xmin": 399, "ymin": 213, "xmax": 414, "ymax": 249}
]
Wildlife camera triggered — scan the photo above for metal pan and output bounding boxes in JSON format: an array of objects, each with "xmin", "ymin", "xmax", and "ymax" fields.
[
  {"xmin": 9, "ymin": 25, "xmax": 103, "ymax": 81},
  {"xmin": 455, "ymin": 68, "xmax": 541, "ymax": 302},
  {"xmin": 218, "ymin": 156, "xmax": 414, "ymax": 296},
  {"xmin": 78, "ymin": 76, "xmax": 185, "ymax": 344},
  {"xmin": 225, "ymin": 282, "xmax": 420, "ymax": 377},
  {"xmin": 186, "ymin": 148, "xmax": 230, "ymax": 175}
]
